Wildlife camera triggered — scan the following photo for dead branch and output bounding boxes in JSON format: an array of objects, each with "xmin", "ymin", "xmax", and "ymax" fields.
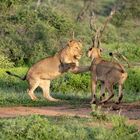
[
  {"xmin": 100, "ymin": 8, "xmax": 116, "ymax": 39},
  {"xmin": 77, "ymin": 0, "xmax": 96, "ymax": 22},
  {"xmin": 89, "ymin": 11, "xmax": 97, "ymax": 32},
  {"xmin": 77, "ymin": 1, "xmax": 91, "ymax": 22},
  {"xmin": 90, "ymin": 8, "xmax": 116, "ymax": 48},
  {"xmin": 36, "ymin": 0, "xmax": 41, "ymax": 10}
]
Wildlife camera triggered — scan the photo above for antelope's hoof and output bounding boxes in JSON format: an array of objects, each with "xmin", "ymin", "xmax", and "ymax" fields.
[{"xmin": 115, "ymin": 101, "xmax": 120, "ymax": 104}]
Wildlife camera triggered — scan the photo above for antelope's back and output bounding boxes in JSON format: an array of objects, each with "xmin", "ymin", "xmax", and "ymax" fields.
[{"xmin": 96, "ymin": 60, "xmax": 125, "ymax": 77}]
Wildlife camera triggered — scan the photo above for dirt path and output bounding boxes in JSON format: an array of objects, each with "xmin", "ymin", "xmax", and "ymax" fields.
[
  {"xmin": 0, "ymin": 102, "xmax": 140, "ymax": 129},
  {"xmin": 0, "ymin": 105, "xmax": 91, "ymax": 118},
  {"xmin": 0, "ymin": 102, "xmax": 140, "ymax": 125}
]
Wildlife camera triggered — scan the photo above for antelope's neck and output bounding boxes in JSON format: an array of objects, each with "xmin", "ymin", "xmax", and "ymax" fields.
[{"xmin": 92, "ymin": 57, "xmax": 102, "ymax": 65}]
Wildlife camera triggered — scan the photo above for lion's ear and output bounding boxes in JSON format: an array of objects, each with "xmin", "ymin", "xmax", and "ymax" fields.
[
  {"xmin": 68, "ymin": 40, "xmax": 73, "ymax": 47},
  {"xmin": 78, "ymin": 38, "xmax": 84, "ymax": 43},
  {"xmin": 78, "ymin": 39, "xmax": 82, "ymax": 43}
]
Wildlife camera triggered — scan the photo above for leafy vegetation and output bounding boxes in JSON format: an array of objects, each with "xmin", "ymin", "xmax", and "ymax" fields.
[
  {"xmin": 0, "ymin": 1, "xmax": 140, "ymax": 139},
  {"xmin": 0, "ymin": 115, "xmax": 139, "ymax": 140},
  {"xmin": 0, "ymin": 67, "xmax": 140, "ymax": 107},
  {"xmin": 0, "ymin": 0, "xmax": 139, "ymax": 66}
]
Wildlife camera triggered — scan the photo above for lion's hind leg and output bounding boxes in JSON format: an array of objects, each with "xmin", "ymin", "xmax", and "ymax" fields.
[
  {"xmin": 39, "ymin": 80, "xmax": 60, "ymax": 102},
  {"xmin": 27, "ymin": 79, "xmax": 39, "ymax": 101}
]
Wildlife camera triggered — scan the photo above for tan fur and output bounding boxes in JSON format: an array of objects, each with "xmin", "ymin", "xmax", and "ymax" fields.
[
  {"xmin": 7, "ymin": 40, "xmax": 82, "ymax": 101},
  {"xmin": 26, "ymin": 40, "xmax": 83, "ymax": 101},
  {"xmin": 88, "ymin": 47, "xmax": 128, "ymax": 104}
]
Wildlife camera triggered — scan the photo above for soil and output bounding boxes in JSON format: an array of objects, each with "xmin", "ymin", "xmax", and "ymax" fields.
[{"xmin": 0, "ymin": 101, "xmax": 140, "ymax": 129}]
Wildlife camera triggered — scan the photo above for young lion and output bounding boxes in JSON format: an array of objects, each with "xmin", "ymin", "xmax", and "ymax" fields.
[
  {"xmin": 6, "ymin": 40, "xmax": 83, "ymax": 101},
  {"xmin": 88, "ymin": 47, "xmax": 128, "ymax": 104}
]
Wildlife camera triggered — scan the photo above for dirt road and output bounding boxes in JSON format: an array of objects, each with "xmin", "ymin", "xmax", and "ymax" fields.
[{"xmin": 0, "ymin": 102, "xmax": 140, "ymax": 119}]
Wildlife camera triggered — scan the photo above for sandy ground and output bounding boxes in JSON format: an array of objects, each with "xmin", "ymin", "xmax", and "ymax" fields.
[
  {"xmin": 0, "ymin": 101, "xmax": 140, "ymax": 129},
  {"xmin": 0, "ymin": 102, "xmax": 140, "ymax": 119}
]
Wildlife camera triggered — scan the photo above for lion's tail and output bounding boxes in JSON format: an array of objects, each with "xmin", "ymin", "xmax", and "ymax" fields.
[{"xmin": 6, "ymin": 71, "xmax": 26, "ymax": 81}]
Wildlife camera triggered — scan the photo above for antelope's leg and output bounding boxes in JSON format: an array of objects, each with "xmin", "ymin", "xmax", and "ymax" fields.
[
  {"xmin": 100, "ymin": 82, "xmax": 106, "ymax": 101},
  {"xmin": 116, "ymin": 84, "xmax": 123, "ymax": 104},
  {"xmin": 101, "ymin": 82, "xmax": 114, "ymax": 104},
  {"xmin": 90, "ymin": 79, "xmax": 97, "ymax": 104}
]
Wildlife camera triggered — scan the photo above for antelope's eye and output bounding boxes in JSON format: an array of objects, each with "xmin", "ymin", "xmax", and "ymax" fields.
[{"xmin": 89, "ymin": 48, "xmax": 92, "ymax": 51}]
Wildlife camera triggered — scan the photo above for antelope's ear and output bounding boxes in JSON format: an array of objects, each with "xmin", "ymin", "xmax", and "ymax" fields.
[{"xmin": 100, "ymin": 48, "xmax": 103, "ymax": 52}]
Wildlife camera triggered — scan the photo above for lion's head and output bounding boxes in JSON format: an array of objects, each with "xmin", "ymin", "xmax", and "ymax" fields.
[{"xmin": 59, "ymin": 40, "xmax": 83, "ymax": 66}]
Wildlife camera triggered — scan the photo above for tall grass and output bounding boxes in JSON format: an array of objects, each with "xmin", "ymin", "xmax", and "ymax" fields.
[{"xmin": 0, "ymin": 67, "xmax": 140, "ymax": 106}]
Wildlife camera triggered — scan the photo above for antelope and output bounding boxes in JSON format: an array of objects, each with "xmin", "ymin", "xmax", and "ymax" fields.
[{"xmin": 88, "ymin": 8, "xmax": 128, "ymax": 104}]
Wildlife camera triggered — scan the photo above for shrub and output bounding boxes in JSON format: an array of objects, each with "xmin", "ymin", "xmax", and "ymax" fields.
[
  {"xmin": 0, "ymin": 1, "xmax": 75, "ymax": 66},
  {"xmin": 0, "ymin": 53, "xmax": 14, "ymax": 68},
  {"xmin": 124, "ymin": 68, "xmax": 140, "ymax": 97}
]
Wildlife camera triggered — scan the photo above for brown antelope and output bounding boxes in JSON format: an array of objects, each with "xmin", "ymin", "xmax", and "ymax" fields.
[{"xmin": 88, "ymin": 8, "xmax": 128, "ymax": 104}]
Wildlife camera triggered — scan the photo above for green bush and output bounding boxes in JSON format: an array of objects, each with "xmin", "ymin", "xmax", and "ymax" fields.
[
  {"xmin": 0, "ymin": 53, "xmax": 14, "ymax": 68},
  {"xmin": 52, "ymin": 73, "xmax": 90, "ymax": 94},
  {"xmin": 0, "ymin": 115, "xmax": 94, "ymax": 140},
  {"xmin": 0, "ymin": 1, "xmax": 75, "ymax": 66},
  {"xmin": 124, "ymin": 68, "xmax": 140, "ymax": 99},
  {"xmin": 0, "ymin": 115, "xmax": 139, "ymax": 140},
  {"xmin": 1, "ymin": 67, "xmax": 140, "ymax": 102}
]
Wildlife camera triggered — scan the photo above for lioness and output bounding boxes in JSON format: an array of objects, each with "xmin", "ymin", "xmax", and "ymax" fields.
[
  {"xmin": 88, "ymin": 47, "xmax": 128, "ymax": 104},
  {"xmin": 6, "ymin": 40, "xmax": 83, "ymax": 101}
]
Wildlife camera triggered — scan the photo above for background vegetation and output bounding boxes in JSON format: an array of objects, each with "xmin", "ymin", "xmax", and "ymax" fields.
[
  {"xmin": 0, "ymin": 0, "xmax": 139, "ymax": 93},
  {"xmin": 0, "ymin": 0, "xmax": 139, "ymax": 105},
  {"xmin": 0, "ymin": 115, "xmax": 140, "ymax": 140},
  {"xmin": 0, "ymin": 0, "xmax": 140, "ymax": 66},
  {"xmin": 0, "ymin": 0, "xmax": 140, "ymax": 139}
]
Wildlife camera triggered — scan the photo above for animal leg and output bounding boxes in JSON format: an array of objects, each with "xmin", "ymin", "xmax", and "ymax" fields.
[
  {"xmin": 100, "ymin": 82, "xmax": 106, "ymax": 101},
  {"xmin": 90, "ymin": 80, "xmax": 97, "ymax": 104},
  {"xmin": 116, "ymin": 84, "xmax": 123, "ymax": 104},
  {"xmin": 100, "ymin": 82, "xmax": 114, "ymax": 104},
  {"xmin": 70, "ymin": 66, "xmax": 90, "ymax": 74},
  {"xmin": 27, "ymin": 80, "xmax": 39, "ymax": 101},
  {"xmin": 40, "ymin": 80, "xmax": 60, "ymax": 102}
]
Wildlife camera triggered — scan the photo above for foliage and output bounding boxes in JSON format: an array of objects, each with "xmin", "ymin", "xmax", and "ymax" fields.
[
  {"xmin": 0, "ymin": 0, "xmax": 139, "ymax": 66},
  {"xmin": 0, "ymin": 67, "xmax": 140, "ymax": 107},
  {"xmin": 0, "ymin": 53, "xmax": 14, "ymax": 68},
  {"xmin": 0, "ymin": 115, "xmax": 139, "ymax": 140},
  {"xmin": 113, "ymin": 0, "xmax": 140, "ymax": 26},
  {"xmin": 51, "ymin": 73, "xmax": 90, "ymax": 94},
  {"xmin": 108, "ymin": 115, "xmax": 139, "ymax": 140},
  {"xmin": 124, "ymin": 68, "xmax": 140, "ymax": 101},
  {"xmin": 90, "ymin": 104, "xmax": 109, "ymax": 121},
  {"xmin": 0, "ymin": 1, "xmax": 75, "ymax": 65}
]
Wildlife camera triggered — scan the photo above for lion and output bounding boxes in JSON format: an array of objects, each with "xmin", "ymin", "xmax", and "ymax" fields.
[
  {"xmin": 88, "ymin": 47, "xmax": 128, "ymax": 104},
  {"xmin": 6, "ymin": 40, "xmax": 83, "ymax": 101}
]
